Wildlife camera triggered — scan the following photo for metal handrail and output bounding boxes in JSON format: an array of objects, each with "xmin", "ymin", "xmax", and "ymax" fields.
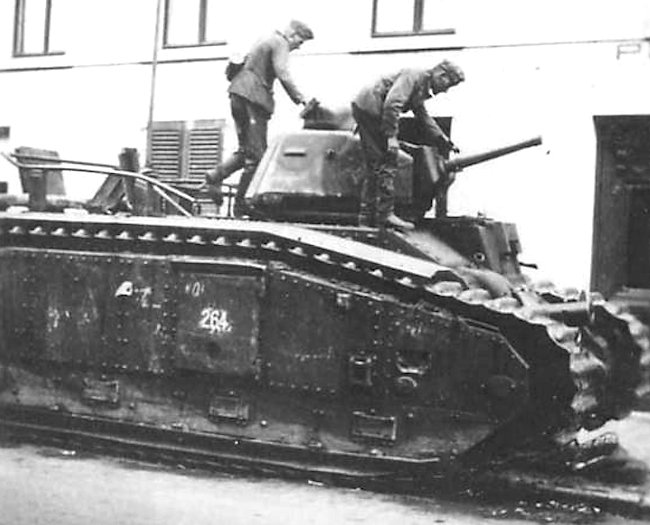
[
  {"xmin": 2, "ymin": 152, "xmax": 198, "ymax": 207},
  {"xmin": 10, "ymin": 153, "xmax": 120, "ymax": 170}
]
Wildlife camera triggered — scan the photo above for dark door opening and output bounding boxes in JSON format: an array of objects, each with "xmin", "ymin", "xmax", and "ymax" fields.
[{"xmin": 592, "ymin": 115, "xmax": 650, "ymax": 317}]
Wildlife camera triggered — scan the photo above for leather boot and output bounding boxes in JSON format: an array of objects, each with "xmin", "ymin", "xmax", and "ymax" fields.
[
  {"xmin": 205, "ymin": 167, "xmax": 222, "ymax": 185},
  {"xmin": 204, "ymin": 167, "xmax": 224, "ymax": 205},
  {"xmin": 205, "ymin": 183, "xmax": 223, "ymax": 206},
  {"xmin": 383, "ymin": 213, "xmax": 414, "ymax": 231}
]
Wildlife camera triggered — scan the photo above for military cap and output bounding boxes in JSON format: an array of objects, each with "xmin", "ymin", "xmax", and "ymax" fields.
[
  {"xmin": 289, "ymin": 20, "xmax": 314, "ymax": 40},
  {"xmin": 437, "ymin": 60, "xmax": 465, "ymax": 83}
]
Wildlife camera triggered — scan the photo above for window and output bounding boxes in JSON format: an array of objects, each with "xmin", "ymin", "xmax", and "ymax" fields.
[
  {"xmin": 372, "ymin": 0, "xmax": 456, "ymax": 37},
  {"xmin": 163, "ymin": 0, "xmax": 227, "ymax": 48},
  {"xmin": 148, "ymin": 120, "xmax": 224, "ymax": 182},
  {"xmin": 13, "ymin": 0, "xmax": 64, "ymax": 56}
]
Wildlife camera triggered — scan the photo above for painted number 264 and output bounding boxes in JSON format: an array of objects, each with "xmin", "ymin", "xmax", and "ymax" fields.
[{"xmin": 199, "ymin": 307, "xmax": 233, "ymax": 335}]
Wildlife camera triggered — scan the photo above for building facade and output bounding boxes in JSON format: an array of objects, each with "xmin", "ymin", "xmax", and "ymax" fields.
[{"xmin": 1, "ymin": 0, "xmax": 650, "ymax": 293}]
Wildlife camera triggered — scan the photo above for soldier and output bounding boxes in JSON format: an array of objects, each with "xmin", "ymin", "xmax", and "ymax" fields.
[
  {"xmin": 352, "ymin": 60, "xmax": 465, "ymax": 230},
  {"xmin": 205, "ymin": 20, "xmax": 315, "ymax": 217}
]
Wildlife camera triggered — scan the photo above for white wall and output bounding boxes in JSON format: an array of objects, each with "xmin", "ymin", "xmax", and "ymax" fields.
[{"xmin": 1, "ymin": 0, "xmax": 650, "ymax": 289}]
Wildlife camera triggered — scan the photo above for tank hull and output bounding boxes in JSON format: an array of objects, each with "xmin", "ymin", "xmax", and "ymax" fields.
[
  {"xmin": 0, "ymin": 214, "xmax": 554, "ymax": 477},
  {"xmin": 0, "ymin": 211, "xmax": 649, "ymax": 515}
]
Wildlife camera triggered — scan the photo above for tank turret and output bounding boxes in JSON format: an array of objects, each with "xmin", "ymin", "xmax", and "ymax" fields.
[{"xmin": 243, "ymin": 126, "xmax": 542, "ymax": 223}]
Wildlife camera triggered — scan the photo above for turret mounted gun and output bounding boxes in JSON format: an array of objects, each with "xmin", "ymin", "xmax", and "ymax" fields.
[{"xmin": 402, "ymin": 136, "xmax": 542, "ymax": 218}]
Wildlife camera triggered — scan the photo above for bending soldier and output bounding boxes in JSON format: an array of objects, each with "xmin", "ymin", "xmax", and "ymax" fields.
[
  {"xmin": 351, "ymin": 60, "xmax": 465, "ymax": 230},
  {"xmin": 206, "ymin": 20, "xmax": 315, "ymax": 216}
]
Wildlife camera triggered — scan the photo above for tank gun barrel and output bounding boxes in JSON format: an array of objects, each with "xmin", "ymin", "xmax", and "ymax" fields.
[{"xmin": 444, "ymin": 136, "xmax": 542, "ymax": 173}]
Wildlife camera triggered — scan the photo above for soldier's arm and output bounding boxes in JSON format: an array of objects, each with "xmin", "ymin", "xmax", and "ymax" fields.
[
  {"xmin": 272, "ymin": 41, "xmax": 306, "ymax": 105},
  {"xmin": 412, "ymin": 103, "xmax": 448, "ymax": 144},
  {"xmin": 381, "ymin": 73, "xmax": 416, "ymax": 138}
]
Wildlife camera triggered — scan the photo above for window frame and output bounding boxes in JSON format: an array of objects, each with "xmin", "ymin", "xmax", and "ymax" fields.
[
  {"xmin": 162, "ymin": 0, "xmax": 227, "ymax": 49},
  {"xmin": 371, "ymin": 0, "xmax": 456, "ymax": 38},
  {"xmin": 13, "ymin": 0, "xmax": 64, "ymax": 57}
]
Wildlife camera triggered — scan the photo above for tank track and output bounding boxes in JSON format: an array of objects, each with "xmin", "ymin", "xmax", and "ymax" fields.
[
  {"xmin": 531, "ymin": 283, "xmax": 650, "ymax": 428},
  {"xmin": 1, "ymin": 213, "xmax": 649, "ymax": 442}
]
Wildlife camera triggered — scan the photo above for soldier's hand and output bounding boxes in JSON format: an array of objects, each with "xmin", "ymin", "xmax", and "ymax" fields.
[
  {"xmin": 299, "ymin": 97, "xmax": 319, "ymax": 119},
  {"xmin": 440, "ymin": 136, "xmax": 459, "ymax": 154},
  {"xmin": 387, "ymin": 136, "xmax": 400, "ymax": 159}
]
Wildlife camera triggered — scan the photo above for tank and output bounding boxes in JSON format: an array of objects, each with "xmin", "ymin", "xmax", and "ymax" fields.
[{"xmin": 0, "ymin": 118, "xmax": 649, "ymax": 492}]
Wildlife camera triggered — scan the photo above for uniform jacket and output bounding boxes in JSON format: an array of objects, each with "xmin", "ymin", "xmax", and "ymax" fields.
[
  {"xmin": 229, "ymin": 31, "xmax": 305, "ymax": 115},
  {"xmin": 353, "ymin": 68, "xmax": 446, "ymax": 142}
]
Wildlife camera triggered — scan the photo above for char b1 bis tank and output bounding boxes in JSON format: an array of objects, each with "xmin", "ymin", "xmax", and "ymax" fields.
[{"xmin": 0, "ymin": 106, "xmax": 649, "ymax": 486}]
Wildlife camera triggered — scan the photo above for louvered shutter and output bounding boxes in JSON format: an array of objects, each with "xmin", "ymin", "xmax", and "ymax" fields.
[
  {"xmin": 149, "ymin": 122, "xmax": 184, "ymax": 178},
  {"xmin": 187, "ymin": 120, "xmax": 223, "ymax": 181},
  {"xmin": 148, "ymin": 120, "xmax": 223, "ymax": 180}
]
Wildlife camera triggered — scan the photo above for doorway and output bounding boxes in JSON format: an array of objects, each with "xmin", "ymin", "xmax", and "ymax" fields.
[{"xmin": 592, "ymin": 115, "xmax": 650, "ymax": 317}]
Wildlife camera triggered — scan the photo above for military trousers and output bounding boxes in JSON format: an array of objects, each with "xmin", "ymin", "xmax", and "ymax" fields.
[
  {"xmin": 216, "ymin": 94, "xmax": 270, "ymax": 216},
  {"xmin": 351, "ymin": 103, "xmax": 398, "ymax": 226}
]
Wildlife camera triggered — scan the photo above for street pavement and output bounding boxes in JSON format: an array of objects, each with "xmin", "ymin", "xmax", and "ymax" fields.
[{"xmin": 0, "ymin": 411, "xmax": 649, "ymax": 523}]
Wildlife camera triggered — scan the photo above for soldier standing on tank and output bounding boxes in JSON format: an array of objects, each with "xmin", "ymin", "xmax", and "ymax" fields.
[
  {"xmin": 205, "ymin": 20, "xmax": 315, "ymax": 217},
  {"xmin": 351, "ymin": 60, "xmax": 465, "ymax": 231}
]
